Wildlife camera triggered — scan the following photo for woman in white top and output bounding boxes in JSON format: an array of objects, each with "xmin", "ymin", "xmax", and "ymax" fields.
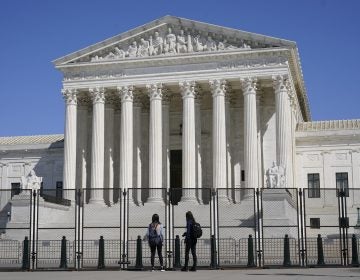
[{"xmin": 146, "ymin": 213, "xmax": 165, "ymax": 271}]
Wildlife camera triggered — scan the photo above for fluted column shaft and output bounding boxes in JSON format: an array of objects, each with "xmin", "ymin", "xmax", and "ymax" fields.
[
  {"xmin": 118, "ymin": 86, "xmax": 134, "ymax": 194},
  {"xmin": 180, "ymin": 81, "xmax": 197, "ymax": 202},
  {"xmin": 273, "ymin": 75, "xmax": 292, "ymax": 187},
  {"xmin": 195, "ymin": 96, "xmax": 203, "ymax": 203},
  {"xmin": 209, "ymin": 80, "xmax": 227, "ymax": 192},
  {"xmin": 62, "ymin": 89, "xmax": 77, "ymax": 200},
  {"xmin": 133, "ymin": 100, "xmax": 142, "ymax": 204},
  {"xmin": 147, "ymin": 84, "xmax": 163, "ymax": 202},
  {"xmin": 105, "ymin": 103, "xmax": 115, "ymax": 204},
  {"xmin": 241, "ymin": 78, "xmax": 258, "ymax": 189},
  {"xmin": 89, "ymin": 87, "xmax": 105, "ymax": 204}
]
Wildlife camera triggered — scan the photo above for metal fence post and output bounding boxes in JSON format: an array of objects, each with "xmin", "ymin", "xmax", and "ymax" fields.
[
  {"xmin": 283, "ymin": 234, "xmax": 291, "ymax": 267},
  {"xmin": 317, "ymin": 234, "xmax": 325, "ymax": 266},
  {"xmin": 135, "ymin": 235, "xmax": 144, "ymax": 270},
  {"xmin": 174, "ymin": 235, "xmax": 181, "ymax": 268},
  {"xmin": 210, "ymin": 234, "xmax": 218, "ymax": 269},
  {"xmin": 247, "ymin": 234, "xmax": 255, "ymax": 267},
  {"xmin": 351, "ymin": 234, "xmax": 359, "ymax": 267},
  {"xmin": 59, "ymin": 236, "xmax": 67, "ymax": 269},
  {"xmin": 98, "ymin": 236, "xmax": 105, "ymax": 269},
  {"xmin": 22, "ymin": 236, "xmax": 30, "ymax": 270}
]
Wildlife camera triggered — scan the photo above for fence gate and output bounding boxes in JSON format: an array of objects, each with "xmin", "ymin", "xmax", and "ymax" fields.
[
  {"xmin": 0, "ymin": 189, "xmax": 32, "ymax": 271},
  {"xmin": 81, "ymin": 188, "xmax": 122, "ymax": 269},
  {"xmin": 35, "ymin": 189, "xmax": 77, "ymax": 270},
  {"xmin": 171, "ymin": 188, "xmax": 212, "ymax": 268},
  {"xmin": 260, "ymin": 188, "xmax": 300, "ymax": 267},
  {"xmin": 126, "ymin": 187, "xmax": 168, "ymax": 269},
  {"xmin": 217, "ymin": 188, "xmax": 257, "ymax": 267}
]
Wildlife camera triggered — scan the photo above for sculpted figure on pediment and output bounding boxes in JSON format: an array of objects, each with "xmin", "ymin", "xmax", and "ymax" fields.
[
  {"xmin": 127, "ymin": 41, "xmax": 138, "ymax": 57},
  {"xmin": 193, "ymin": 35, "xmax": 205, "ymax": 52},
  {"xmin": 176, "ymin": 30, "xmax": 187, "ymax": 53},
  {"xmin": 164, "ymin": 27, "xmax": 177, "ymax": 54},
  {"xmin": 114, "ymin": 46, "xmax": 126, "ymax": 58},
  {"xmin": 206, "ymin": 36, "xmax": 217, "ymax": 51},
  {"xmin": 137, "ymin": 38, "xmax": 150, "ymax": 57},
  {"xmin": 151, "ymin": 31, "xmax": 163, "ymax": 55}
]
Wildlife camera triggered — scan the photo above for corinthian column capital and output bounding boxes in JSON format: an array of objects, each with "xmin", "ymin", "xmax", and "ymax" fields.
[
  {"xmin": 240, "ymin": 77, "xmax": 257, "ymax": 95},
  {"xmin": 117, "ymin": 85, "xmax": 134, "ymax": 102},
  {"xmin": 209, "ymin": 79, "xmax": 227, "ymax": 97},
  {"xmin": 89, "ymin": 87, "xmax": 105, "ymax": 104},
  {"xmin": 179, "ymin": 81, "xmax": 197, "ymax": 98},
  {"xmin": 272, "ymin": 75, "xmax": 290, "ymax": 93},
  {"xmin": 62, "ymin": 88, "xmax": 78, "ymax": 105},
  {"xmin": 146, "ymin": 83, "xmax": 163, "ymax": 100}
]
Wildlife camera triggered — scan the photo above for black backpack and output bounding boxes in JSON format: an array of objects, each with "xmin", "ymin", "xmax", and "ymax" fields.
[
  {"xmin": 192, "ymin": 222, "xmax": 202, "ymax": 239},
  {"xmin": 148, "ymin": 223, "xmax": 162, "ymax": 246}
]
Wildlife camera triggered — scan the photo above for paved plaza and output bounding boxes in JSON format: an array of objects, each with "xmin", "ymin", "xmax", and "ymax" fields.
[{"xmin": 1, "ymin": 268, "xmax": 360, "ymax": 280}]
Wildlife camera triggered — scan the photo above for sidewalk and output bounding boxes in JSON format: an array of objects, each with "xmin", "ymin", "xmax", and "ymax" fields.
[{"xmin": 1, "ymin": 268, "xmax": 360, "ymax": 280}]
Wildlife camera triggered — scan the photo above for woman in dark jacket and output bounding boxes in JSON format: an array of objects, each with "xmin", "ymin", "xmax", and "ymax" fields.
[{"xmin": 181, "ymin": 211, "xmax": 197, "ymax": 271}]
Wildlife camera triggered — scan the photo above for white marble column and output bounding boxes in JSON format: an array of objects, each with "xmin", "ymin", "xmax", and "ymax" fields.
[
  {"xmin": 273, "ymin": 75, "xmax": 292, "ymax": 188},
  {"xmin": 146, "ymin": 83, "xmax": 163, "ymax": 203},
  {"xmin": 104, "ymin": 101, "xmax": 115, "ymax": 205},
  {"xmin": 209, "ymin": 80, "xmax": 227, "ymax": 197},
  {"xmin": 89, "ymin": 87, "xmax": 105, "ymax": 204},
  {"xmin": 240, "ymin": 78, "xmax": 258, "ymax": 189},
  {"xmin": 118, "ymin": 86, "xmax": 134, "ymax": 201},
  {"xmin": 162, "ymin": 92, "xmax": 170, "ymax": 192},
  {"xmin": 225, "ymin": 94, "xmax": 232, "ymax": 201},
  {"xmin": 179, "ymin": 81, "xmax": 197, "ymax": 202},
  {"xmin": 76, "ymin": 103, "xmax": 89, "ymax": 191},
  {"xmin": 195, "ymin": 93, "xmax": 203, "ymax": 204},
  {"xmin": 62, "ymin": 88, "xmax": 77, "ymax": 200},
  {"xmin": 133, "ymin": 95, "xmax": 143, "ymax": 205}
]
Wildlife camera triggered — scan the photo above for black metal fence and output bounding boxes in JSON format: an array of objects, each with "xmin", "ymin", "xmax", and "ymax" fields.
[{"xmin": 0, "ymin": 187, "xmax": 359, "ymax": 270}]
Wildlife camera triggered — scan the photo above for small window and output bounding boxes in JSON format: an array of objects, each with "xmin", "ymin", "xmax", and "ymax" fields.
[
  {"xmin": 308, "ymin": 173, "xmax": 320, "ymax": 198},
  {"xmin": 11, "ymin": 183, "xmax": 21, "ymax": 198},
  {"xmin": 241, "ymin": 170, "xmax": 245, "ymax": 182},
  {"xmin": 56, "ymin": 181, "xmax": 63, "ymax": 199},
  {"xmin": 336, "ymin": 173, "xmax": 349, "ymax": 197},
  {"xmin": 310, "ymin": 218, "xmax": 320, "ymax": 229}
]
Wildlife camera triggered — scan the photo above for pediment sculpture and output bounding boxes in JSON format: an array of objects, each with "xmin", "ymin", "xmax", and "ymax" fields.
[
  {"xmin": 90, "ymin": 27, "xmax": 252, "ymax": 62},
  {"xmin": 21, "ymin": 170, "xmax": 42, "ymax": 191},
  {"xmin": 266, "ymin": 161, "xmax": 286, "ymax": 188}
]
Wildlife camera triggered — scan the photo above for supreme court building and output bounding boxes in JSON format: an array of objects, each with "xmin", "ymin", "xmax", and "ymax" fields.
[{"xmin": 1, "ymin": 16, "xmax": 360, "ymax": 240}]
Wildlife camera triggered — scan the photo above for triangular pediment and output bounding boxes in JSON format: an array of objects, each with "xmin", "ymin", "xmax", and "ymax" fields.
[{"xmin": 53, "ymin": 15, "xmax": 296, "ymax": 66}]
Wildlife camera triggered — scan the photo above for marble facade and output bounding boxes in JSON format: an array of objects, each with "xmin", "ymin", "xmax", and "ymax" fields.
[{"xmin": 0, "ymin": 15, "xmax": 359, "ymax": 211}]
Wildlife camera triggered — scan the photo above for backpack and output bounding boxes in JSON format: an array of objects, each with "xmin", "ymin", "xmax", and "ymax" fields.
[
  {"xmin": 192, "ymin": 222, "xmax": 202, "ymax": 239},
  {"xmin": 148, "ymin": 223, "xmax": 162, "ymax": 246}
]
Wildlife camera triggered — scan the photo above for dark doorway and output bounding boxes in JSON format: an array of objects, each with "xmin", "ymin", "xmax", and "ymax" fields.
[{"xmin": 170, "ymin": 150, "xmax": 182, "ymax": 204}]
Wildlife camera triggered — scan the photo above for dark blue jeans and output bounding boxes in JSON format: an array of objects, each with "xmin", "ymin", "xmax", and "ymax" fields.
[
  {"xmin": 184, "ymin": 239, "xmax": 197, "ymax": 268},
  {"xmin": 150, "ymin": 243, "xmax": 163, "ymax": 267}
]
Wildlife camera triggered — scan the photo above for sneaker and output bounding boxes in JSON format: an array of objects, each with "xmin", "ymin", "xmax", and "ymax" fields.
[
  {"xmin": 190, "ymin": 266, "xmax": 197, "ymax": 272},
  {"xmin": 181, "ymin": 266, "xmax": 188, "ymax": 271},
  {"xmin": 160, "ymin": 266, "xmax": 165, "ymax": 272},
  {"xmin": 151, "ymin": 267, "xmax": 155, "ymax": 272}
]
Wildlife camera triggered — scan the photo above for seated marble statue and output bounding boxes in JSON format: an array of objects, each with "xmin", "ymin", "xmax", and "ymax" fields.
[
  {"xmin": 164, "ymin": 27, "xmax": 177, "ymax": 54},
  {"xmin": 20, "ymin": 170, "xmax": 42, "ymax": 191},
  {"xmin": 151, "ymin": 31, "xmax": 163, "ymax": 55},
  {"xmin": 127, "ymin": 41, "xmax": 138, "ymax": 57},
  {"xmin": 206, "ymin": 36, "xmax": 217, "ymax": 51},
  {"xmin": 137, "ymin": 38, "xmax": 150, "ymax": 57},
  {"xmin": 266, "ymin": 161, "xmax": 285, "ymax": 188},
  {"xmin": 176, "ymin": 30, "xmax": 188, "ymax": 53}
]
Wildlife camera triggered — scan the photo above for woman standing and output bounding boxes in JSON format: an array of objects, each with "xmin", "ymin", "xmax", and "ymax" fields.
[
  {"xmin": 181, "ymin": 211, "xmax": 198, "ymax": 271},
  {"xmin": 146, "ymin": 213, "xmax": 165, "ymax": 271}
]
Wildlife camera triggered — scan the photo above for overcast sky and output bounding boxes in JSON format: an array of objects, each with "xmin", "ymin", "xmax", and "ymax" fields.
[{"xmin": 0, "ymin": 0, "xmax": 359, "ymax": 136}]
